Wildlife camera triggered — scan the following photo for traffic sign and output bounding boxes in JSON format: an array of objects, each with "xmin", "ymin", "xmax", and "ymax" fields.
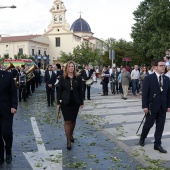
[
  {"xmin": 122, "ymin": 57, "xmax": 132, "ymax": 61},
  {"xmin": 109, "ymin": 49, "xmax": 115, "ymax": 60}
]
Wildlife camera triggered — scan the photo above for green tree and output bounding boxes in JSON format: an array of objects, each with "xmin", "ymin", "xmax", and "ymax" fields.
[
  {"xmin": 131, "ymin": 0, "xmax": 170, "ymax": 61},
  {"xmin": 3, "ymin": 54, "xmax": 9, "ymax": 59},
  {"xmin": 101, "ymin": 38, "xmax": 144, "ymax": 66},
  {"xmin": 60, "ymin": 42, "xmax": 103, "ymax": 66},
  {"xmin": 60, "ymin": 51, "xmax": 75, "ymax": 63}
]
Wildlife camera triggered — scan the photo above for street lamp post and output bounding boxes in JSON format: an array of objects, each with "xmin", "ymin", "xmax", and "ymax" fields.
[{"xmin": 0, "ymin": 5, "xmax": 16, "ymax": 9}]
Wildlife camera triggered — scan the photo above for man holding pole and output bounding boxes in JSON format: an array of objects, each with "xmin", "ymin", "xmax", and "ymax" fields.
[{"xmin": 139, "ymin": 59, "xmax": 170, "ymax": 153}]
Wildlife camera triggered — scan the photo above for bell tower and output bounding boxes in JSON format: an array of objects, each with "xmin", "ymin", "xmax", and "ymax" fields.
[{"xmin": 50, "ymin": 0, "xmax": 66, "ymax": 26}]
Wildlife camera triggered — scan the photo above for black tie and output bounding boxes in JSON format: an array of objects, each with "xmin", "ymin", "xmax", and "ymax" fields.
[{"xmin": 159, "ymin": 75, "xmax": 162, "ymax": 88}]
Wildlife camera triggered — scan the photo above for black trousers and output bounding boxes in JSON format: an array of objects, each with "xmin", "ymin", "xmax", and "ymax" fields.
[
  {"xmin": 26, "ymin": 82, "xmax": 31, "ymax": 97},
  {"xmin": 46, "ymin": 88, "xmax": 54, "ymax": 105},
  {"xmin": 103, "ymin": 81, "xmax": 108, "ymax": 95},
  {"xmin": 82, "ymin": 82, "xmax": 91, "ymax": 99},
  {"xmin": 0, "ymin": 115, "xmax": 13, "ymax": 156},
  {"xmin": 19, "ymin": 88, "xmax": 26, "ymax": 101},
  {"xmin": 141, "ymin": 107, "xmax": 166, "ymax": 146}
]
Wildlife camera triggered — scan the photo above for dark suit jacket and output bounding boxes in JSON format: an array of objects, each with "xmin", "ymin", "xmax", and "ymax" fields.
[
  {"xmin": 44, "ymin": 70, "xmax": 56, "ymax": 89},
  {"xmin": 0, "ymin": 70, "xmax": 18, "ymax": 117},
  {"xmin": 142, "ymin": 73, "xmax": 170, "ymax": 113},
  {"xmin": 110, "ymin": 71, "xmax": 119, "ymax": 81},
  {"xmin": 11, "ymin": 68, "xmax": 18, "ymax": 78},
  {"xmin": 57, "ymin": 75, "xmax": 83, "ymax": 105},
  {"xmin": 81, "ymin": 69, "xmax": 92, "ymax": 81}
]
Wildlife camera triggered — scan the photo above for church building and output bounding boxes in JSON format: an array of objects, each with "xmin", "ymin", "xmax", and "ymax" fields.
[{"xmin": 0, "ymin": 0, "xmax": 101, "ymax": 66}]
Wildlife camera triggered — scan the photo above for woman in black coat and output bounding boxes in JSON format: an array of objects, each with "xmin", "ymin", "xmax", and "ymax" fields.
[{"xmin": 57, "ymin": 61, "xmax": 84, "ymax": 150}]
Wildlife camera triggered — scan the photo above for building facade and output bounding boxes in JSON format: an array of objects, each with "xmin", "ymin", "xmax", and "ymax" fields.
[{"xmin": 0, "ymin": 0, "xmax": 101, "ymax": 65}]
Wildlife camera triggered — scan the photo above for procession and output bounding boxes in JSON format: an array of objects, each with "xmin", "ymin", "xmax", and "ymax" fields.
[{"xmin": 1, "ymin": 0, "xmax": 170, "ymax": 169}]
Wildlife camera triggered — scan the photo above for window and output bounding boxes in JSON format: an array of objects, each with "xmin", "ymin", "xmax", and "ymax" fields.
[
  {"xmin": 38, "ymin": 50, "xmax": 41, "ymax": 55},
  {"xmin": 56, "ymin": 37, "xmax": 60, "ymax": 47},
  {"xmin": 19, "ymin": 48, "xmax": 23, "ymax": 55},
  {"xmin": 32, "ymin": 49, "xmax": 34, "ymax": 55},
  {"xmin": 44, "ymin": 51, "xmax": 46, "ymax": 55},
  {"xmin": 57, "ymin": 5, "xmax": 59, "ymax": 9}
]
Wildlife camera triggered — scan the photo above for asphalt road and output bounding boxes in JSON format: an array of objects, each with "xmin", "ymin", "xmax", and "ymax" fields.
[{"xmin": 1, "ymin": 82, "xmax": 168, "ymax": 170}]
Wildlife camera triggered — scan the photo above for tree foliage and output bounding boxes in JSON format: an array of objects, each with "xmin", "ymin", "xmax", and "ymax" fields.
[
  {"xmin": 131, "ymin": 0, "xmax": 170, "ymax": 60},
  {"xmin": 60, "ymin": 42, "xmax": 103, "ymax": 66},
  {"xmin": 101, "ymin": 38, "xmax": 144, "ymax": 66}
]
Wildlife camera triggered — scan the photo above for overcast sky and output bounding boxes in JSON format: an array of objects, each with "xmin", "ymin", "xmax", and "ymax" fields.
[{"xmin": 0, "ymin": 0, "xmax": 141, "ymax": 41}]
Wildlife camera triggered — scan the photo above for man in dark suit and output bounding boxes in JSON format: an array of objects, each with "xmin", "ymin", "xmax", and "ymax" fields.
[
  {"xmin": 0, "ymin": 69, "xmax": 18, "ymax": 164},
  {"xmin": 44, "ymin": 65, "xmax": 56, "ymax": 106},
  {"xmin": 139, "ymin": 59, "xmax": 170, "ymax": 153},
  {"xmin": 81, "ymin": 64, "xmax": 92, "ymax": 100}
]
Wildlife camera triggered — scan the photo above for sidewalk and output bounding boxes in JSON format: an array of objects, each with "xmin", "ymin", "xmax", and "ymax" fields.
[
  {"xmin": 85, "ymin": 81, "xmax": 170, "ymax": 169},
  {"xmin": 0, "ymin": 84, "xmax": 141, "ymax": 170}
]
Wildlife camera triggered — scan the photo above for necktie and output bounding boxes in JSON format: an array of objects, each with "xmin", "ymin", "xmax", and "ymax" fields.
[
  {"xmin": 50, "ymin": 71, "xmax": 52, "ymax": 78},
  {"xmin": 159, "ymin": 75, "xmax": 163, "ymax": 88}
]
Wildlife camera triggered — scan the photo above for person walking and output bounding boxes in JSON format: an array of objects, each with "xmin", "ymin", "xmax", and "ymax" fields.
[
  {"xmin": 121, "ymin": 67, "xmax": 131, "ymax": 100},
  {"xmin": 57, "ymin": 61, "xmax": 83, "ymax": 150},
  {"xmin": 0, "ymin": 69, "xmax": 18, "ymax": 164},
  {"xmin": 139, "ymin": 60, "xmax": 170, "ymax": 153},
  {"xmin": 131, "ymin": 65, "xmax": 140, "ymax": 96},
  {"xmin": 81, "ymin": 64, "xmax": 92, "ymax": 100},
  {"xmin": 44, "ymin": 65, "xmax": 56, "ymax": 107}
]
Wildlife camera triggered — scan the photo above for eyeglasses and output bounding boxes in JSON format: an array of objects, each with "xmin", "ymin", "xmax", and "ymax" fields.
[{"xmin": 158, "ymin": 65, "xmax": 165, "ymax": 67}]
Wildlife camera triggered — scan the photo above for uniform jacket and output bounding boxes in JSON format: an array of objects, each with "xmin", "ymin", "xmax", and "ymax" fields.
[
  {"xmin": 81, "ymin": 69, "xmax": 92, "ymax": 81},
  {"xmin": 0, "ymin": 70, "xmax": 18, "ymax": 117},
  {"xmin": 44, "ymin": 70, "xmax": 56, "ymax": 89},
  {"xmin": 142, "ymin": 73, "xmax": 170, "ymax": 113},
  {"xmin": 110, "ymin": 71, "xmax": 119, "ymax": 82},
  {"xmin": 57, "ymin": 75, "xmax": 83, "ymax": 105}
]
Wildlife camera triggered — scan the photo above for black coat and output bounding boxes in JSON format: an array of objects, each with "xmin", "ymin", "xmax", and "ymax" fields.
[
  {"xmin": 0, "ymin": 70, "xmax": 18, "ymax": 118},
  {"xmin": 44, "ymin": 70, "xmax": 56, "ymax": 89},
  {"xmin": 57, "ymin": 75, "xmax": 83, "ymax": 105},
  {"xmin": 81, "ymin": 69, "xmax": 92, "ymax": 81},
  {"xmin": 142, "ymin": 73, "xmax": 170, "ymax": 113}
]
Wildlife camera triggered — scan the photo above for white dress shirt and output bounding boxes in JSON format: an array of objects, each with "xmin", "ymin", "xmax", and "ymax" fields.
[
  {"xmin": 85, "ymin": 69, "xmax": 89, "ymax": 77},
  {"xmin": 131, "ymin": 69, "xmax": 140, "ymax": 79}
]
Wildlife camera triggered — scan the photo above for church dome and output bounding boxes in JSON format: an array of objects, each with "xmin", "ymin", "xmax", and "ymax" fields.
[{"xmin": 70, "ymin": 17, "xmax": 91, "ymax": 32}]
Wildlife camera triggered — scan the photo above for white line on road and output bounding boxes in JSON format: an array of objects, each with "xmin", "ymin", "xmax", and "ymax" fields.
[{"xmin": 23, "ymin": 117, "xmax": 62, "ymax": 170}]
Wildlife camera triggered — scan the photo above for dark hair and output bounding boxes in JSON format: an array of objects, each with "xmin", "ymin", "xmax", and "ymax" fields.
[
  {"xmin": 153, "ymin": 59, "xmax": 165, "ymax": 66},
  {"xmin": 48, "ymin": 65, "xmax": 52, "ymax": 68}
]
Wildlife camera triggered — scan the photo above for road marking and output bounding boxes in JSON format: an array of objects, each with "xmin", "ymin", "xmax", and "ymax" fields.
[
  {"xmin": 23, "ymin": 117, "xmax": 62, "ymax": 170},
  {"xmin": 117, "ymin": 132, "xmax": 170, "ymax": 141}
]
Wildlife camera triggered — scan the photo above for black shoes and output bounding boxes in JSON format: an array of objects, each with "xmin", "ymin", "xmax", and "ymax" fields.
[
  {"xmin": 87, "ymin": 99, "xmax": 91, "ymax": 100},
  {"xmin": 154, "ymin": 145, "xmax": 167, "ymax": 153},
  {"xmin": 123, "ymin": 97, "xmax": 127, "ymax": 100},
  {"xmin": 6, "ymin": 154, "xmax": 12, "ymax": 164},
  {"xmin": 67, "ymin": 141, "xmax": 71, "ymax": 150},
  {"xmin": 139, "ymin": 137, "xmax": 145, "ymax": 147}
]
